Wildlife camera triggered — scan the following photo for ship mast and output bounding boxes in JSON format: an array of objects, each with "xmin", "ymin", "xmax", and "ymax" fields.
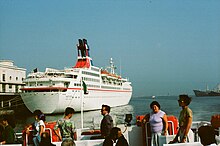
[{"xmin": 109, "ymin": 58, "xmax": 116, "ymax": 74}]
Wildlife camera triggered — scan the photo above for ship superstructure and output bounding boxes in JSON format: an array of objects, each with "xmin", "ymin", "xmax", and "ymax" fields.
[{"xmin": 20, "ymin": 39, "xmax": 132, "ymax": 114}]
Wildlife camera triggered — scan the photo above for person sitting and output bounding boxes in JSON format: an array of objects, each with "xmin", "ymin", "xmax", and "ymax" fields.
[
  {"xmin": 103, "ymin": 127, "xmax": 129, "ymax": 146},
  {"xmin": 198, "ymin": 125, "xmax": 217, "ymax": 146}
]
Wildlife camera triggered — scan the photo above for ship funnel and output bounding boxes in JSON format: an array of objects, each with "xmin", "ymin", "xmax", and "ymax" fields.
[
  {"xmin": 74, "ymin": 38, "xmax": 93, "ymax": 68},
  {"xmin": 77, "ymin": 39, "xmax": 86, "ymax": 57}
]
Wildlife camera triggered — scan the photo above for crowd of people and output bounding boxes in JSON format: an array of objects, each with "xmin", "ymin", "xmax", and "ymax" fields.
[{"xmin": 0, "ymin": 94, "xmax": 218, "ymax": 146}]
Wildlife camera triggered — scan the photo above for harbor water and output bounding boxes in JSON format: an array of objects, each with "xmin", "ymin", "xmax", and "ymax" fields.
[{"xmin": 14, "ymin": 95, "xmax": 220, "ymax": 133}]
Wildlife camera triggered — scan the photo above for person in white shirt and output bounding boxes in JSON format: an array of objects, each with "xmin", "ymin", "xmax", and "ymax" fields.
[{"xmin": 31, "ymin": 110, "xmax": 46, "ymax": 146}]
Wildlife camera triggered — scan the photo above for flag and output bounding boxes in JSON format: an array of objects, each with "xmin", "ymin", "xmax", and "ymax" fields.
[{"xmin": 82, "ymin": 81, "xmax": 88, "ymax": 94}]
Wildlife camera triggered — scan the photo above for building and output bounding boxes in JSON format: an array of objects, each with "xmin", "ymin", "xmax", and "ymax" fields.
[
  {"xmin": 0, "ymin": 60, "xmax": 26, "ymax": 111},
  {"xmin": 0, "ymin": 60, "xmax": 26, "ymax": 94}
]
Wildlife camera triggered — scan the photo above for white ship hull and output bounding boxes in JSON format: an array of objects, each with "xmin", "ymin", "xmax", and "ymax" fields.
[
  {"xmin": 20, "ymin": 39, "xmax": 132, "ymax": 114},
  {"xmin": 21, "ymin": 89, "xmax": 132, "ymax": 114}
]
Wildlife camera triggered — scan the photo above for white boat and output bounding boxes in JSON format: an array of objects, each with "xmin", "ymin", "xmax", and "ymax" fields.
[
  {"xmin": 20, "ymin": 39, "xmax": 132, "ymax": 114},
  {"xmin": 21, "ymin": 115, "xmax": 220, "ymax": 146}
]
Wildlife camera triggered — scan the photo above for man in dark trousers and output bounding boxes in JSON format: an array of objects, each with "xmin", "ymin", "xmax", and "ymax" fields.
[{"xmin": 91, "ymin": 104, "xmax": 113, "ymax": 139}]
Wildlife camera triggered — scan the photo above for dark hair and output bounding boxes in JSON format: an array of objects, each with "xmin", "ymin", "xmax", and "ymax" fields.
[
  {"xmin": 198, "ymin": 126, "xmax": 216, "ymax": 145},
  {"xmin": 179, "ymin": 94, "xmax": 192, "ymax": 106},
  {"xmin": 2, "ymin": 115, "xmax": 16, "ymax": 128},
  {"xmin": 65, "ymin": 107, "xmax": 75, "ymax": 116},
  {"xmin": 33, "ymin": 110, "xmax": 45, "ymax": 121},
  {"xmin": 102, "ymin": 104, "xmax": 111, "ymax": 113},
  {"xmin": 109, "ymin": 127, "xmax": 121, "ymax": 140},
  {"xmin": 61, "ymin": 138, "xmax": 76, "ymax": 146},
  {"xmin": 150, "ymin": 101, "xmax": 161, "ymax": 109}
]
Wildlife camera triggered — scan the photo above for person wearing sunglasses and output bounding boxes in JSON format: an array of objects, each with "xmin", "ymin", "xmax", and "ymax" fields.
[{"xmin": 169, "ymin": 94, "xmax": 193, "ymax": 143}]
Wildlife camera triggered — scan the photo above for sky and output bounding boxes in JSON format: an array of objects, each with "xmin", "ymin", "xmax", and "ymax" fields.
[{"xmin": 0, "ymin": 0, "xmax": 220, "ymax": 97}]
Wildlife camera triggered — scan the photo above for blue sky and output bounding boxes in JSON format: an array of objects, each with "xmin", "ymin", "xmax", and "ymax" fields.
[{"xmin": 1, "ymin": 0, "xmax": 220, "ymax": 97}]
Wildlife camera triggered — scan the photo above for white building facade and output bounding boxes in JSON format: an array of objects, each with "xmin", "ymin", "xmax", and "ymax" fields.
[{"xmin": 0, "ymin": 60, "xmax": 26, "ymax": 94}]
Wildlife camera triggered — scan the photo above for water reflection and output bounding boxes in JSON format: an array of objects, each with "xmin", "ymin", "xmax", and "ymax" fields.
[{"xmin": 20, "ymin": 104, "xmax": 134, "ymax": 132}]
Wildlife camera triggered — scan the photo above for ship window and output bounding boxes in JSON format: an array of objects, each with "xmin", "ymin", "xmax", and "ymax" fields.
[
  {"xmin": 2, "ymin": 84, "xmax": 6, "ymax": 92},
  {"xmin": 66, "ymin": 74, "xmax": 73, "ymax": 78},
  {"xmin": 2, "ymin": 74, "xmax": 5, "ymax": 81},
  {"xmin": 16, "ymin": 85, "xmax": 19, "ymax": 92},
  {"xmin": 9, "ymin": 76, "xmax": 12, "ymax": 80},
  {"xmin": 16, "ymin": 77, "xmax": 18, "ymax": 80},
  {"xmin": 64, "ymin": 82, "xmax": 69, "ymax": 88}
]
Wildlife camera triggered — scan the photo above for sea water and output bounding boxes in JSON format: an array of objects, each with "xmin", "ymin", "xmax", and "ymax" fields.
[{"xmin": 14, "ymin": 95, "xmax": 220, "ymax": 133}]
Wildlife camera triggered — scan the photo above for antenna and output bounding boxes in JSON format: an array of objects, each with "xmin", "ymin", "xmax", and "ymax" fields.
[{"xmin": 120, "ymin": 58, "xmax": 122, "ymax": 77}]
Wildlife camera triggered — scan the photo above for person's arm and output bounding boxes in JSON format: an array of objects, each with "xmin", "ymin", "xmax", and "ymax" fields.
[
  {"xmin": 180, "ymin": 116, "xmax": 192, "ymax": 143},
  {"xmin": 39, "ymin": 120, "xmax": 45, "ymax": 136},
  {"xmin": 162, "ymin": 114, "xmax": 168, "ymax": 135},
  {"xmin": 0, "ymin": 141, "xmax": 6, "ymax": 144},
  {"xmin": 54, "ymin": 121, "xmax": 62, "ymax": 141},
  {"xmin": 73, "ymin": 132, "xmax": 77, "ymax": 140},
  {"xmin": 106, "ymin": 116, "xmax": 113, "ymax": 136},
  {"xmin": 39, "ymin": 125, "xmax": 44, "ymax": 136},
  {"xmin": 54, "ymin": 129, "xmax": 62, "ymax": 141},
  {"xmin": 72, "ymin": 121, "xmax": 77, "ymax": 140},
  {"xmin": 141, "ymin": 114, "xmax": 150, "ymax": 124}
]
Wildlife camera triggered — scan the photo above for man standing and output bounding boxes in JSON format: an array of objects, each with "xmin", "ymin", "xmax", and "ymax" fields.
[
  {"xmin": 100, "ymin": 104, "xmax": 113, "ymax": 138},
  {"xmin": 54, "ymin": 107, "xmax": 76, "ymax": 141},
  {"xmin": 91, "ymin": 104, "xmax": 113, "ymax": 139}
]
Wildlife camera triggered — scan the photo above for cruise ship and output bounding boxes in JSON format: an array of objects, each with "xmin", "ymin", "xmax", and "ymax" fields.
[{"xmin": 20, "ymin": 39, "xmax": 132, "ymax": 114}]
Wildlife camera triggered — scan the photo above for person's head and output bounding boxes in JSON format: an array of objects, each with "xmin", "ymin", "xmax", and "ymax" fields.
[
  {"xmin": 33, "ymin": 110, "xmax": 45, "ymax": 122},
  {"xmin": 198, "ymin": 126, "xmax": 216, "ymax": 146},
  {"xmin": 101, "ymin": 104, "xmax": 111, "ymax": 115},
  {"xmin": 150, "ymin": 101, "xmax": 161, "ymax": 113},
  {"xmin": 1, "ymin": 115, "xmax": 9, "ymax": 126},
  {"xmin": 64, "ymin": 107, "xmax": 75, "ymax": 118},
  {"xmin": 61, "ymin": 138, "xmax": 76, "ymax": 146},
  {"xmin": 40, "ymin": 132, "xmax": 52, "ymax": 145},
  {"xmin": 1, "ymin": 115, "xmax": 15, "ymax": 128},
  {"xmin": 109, "ymin": 127, "xmax": 122, "ymax": 141},
  {"xmin": 178, "ymin": 94, "xmax": 192, "ymax": 106}
]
